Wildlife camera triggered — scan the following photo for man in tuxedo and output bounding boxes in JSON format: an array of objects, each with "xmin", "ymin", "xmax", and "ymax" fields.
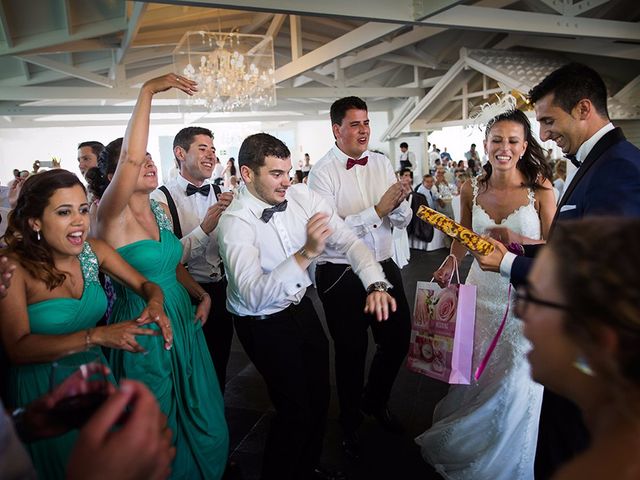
[
  {"xmin": 308, "ymin": 97, "xmax": 412, "ymax": 460},
  {"xmin": 472, "ymin": 62, "xmax": 640, "ymax": 478},
  {"xmin": 151, "ymin": 126, "xmax": 234, "ymax": 391},
  {"xmin": 218, "ymin": 133, "xmax": 395, "ymax": 479}
]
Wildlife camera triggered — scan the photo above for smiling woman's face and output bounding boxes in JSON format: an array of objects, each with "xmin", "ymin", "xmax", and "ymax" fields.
[{"xmin": 30, "ymin": 184, "xmax": 90, "ymax": 259}]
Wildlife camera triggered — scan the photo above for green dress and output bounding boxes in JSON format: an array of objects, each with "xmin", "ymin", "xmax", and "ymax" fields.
[
  {"xmin": 108, "ymin": 200, "xmax": 229, "ymax": 480},
  {"xmin": 9, "ymin": 242, "xmax": 109, "ymax": 480}
]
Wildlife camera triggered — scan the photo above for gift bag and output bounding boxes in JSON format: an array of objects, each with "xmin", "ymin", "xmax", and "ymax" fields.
[{"xmin": 407, "ymin": 257, "xmax": 477, "ymax": 384}]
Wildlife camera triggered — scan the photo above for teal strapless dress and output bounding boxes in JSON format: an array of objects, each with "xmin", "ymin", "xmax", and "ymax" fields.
[
  {"xmin": 108, "ymin": 200, "xmax": 229, "ymax": 480},
  {"xmin": 9, "ymin": 242, "xmax": 109, "ymax": 480}
]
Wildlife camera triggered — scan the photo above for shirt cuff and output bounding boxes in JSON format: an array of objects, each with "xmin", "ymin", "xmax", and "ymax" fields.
[
  {"xmin": 362, "ymin": 205, "xmax": 383, "ymax": 228},
  {"xmin": 272, "ymin": 255, "xmax": 312, "ymax": 295},
  {"xmin": 192, "ymin": 225, "xmax": 208, "ymax": 240},
  {"xmin": 499, "ymin": 251, "xmax": 517, "ymax": 279},
  {"xmin": 356, "ymin": 265, "xmax": 387, "ymax": 291}
]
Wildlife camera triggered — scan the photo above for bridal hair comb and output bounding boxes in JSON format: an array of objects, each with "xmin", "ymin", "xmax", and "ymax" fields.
[{"xmin": 469, "ymin": 93, "xmax": 518, "ymax": 132}]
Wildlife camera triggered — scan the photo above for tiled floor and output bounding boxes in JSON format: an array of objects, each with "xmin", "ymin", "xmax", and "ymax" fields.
[{"xmin": 223, "ymin": 248, "xmax": 473, "ymax": 480}]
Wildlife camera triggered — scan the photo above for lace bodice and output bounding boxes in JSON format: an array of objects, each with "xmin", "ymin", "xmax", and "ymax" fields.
[{"xmin": 471, "ymin": 177, "xmax": 541, "ymax": 240}]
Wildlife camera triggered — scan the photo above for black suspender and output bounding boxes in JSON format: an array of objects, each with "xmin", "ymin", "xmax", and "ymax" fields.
[{"xmin": 158, "ymin": 185, "xmax": 183, "ymax": 239}]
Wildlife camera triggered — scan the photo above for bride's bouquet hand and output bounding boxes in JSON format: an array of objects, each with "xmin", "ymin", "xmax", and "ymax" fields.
[{"xmin": 433, "ymin": 256, "xmax": 456, "ymax": 288}]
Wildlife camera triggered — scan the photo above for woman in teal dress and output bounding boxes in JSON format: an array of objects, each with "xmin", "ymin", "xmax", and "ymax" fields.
[
  {"xmin": 0, "ymin": 169, "xmax": 173, "ymax": 480},
  {"xmin": 96, "ymin": 74, "xmax": 229, "ymax": 479}
]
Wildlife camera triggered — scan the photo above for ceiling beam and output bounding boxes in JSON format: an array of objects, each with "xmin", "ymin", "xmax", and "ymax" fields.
[
  {"xmin": 614, "ymin": 74, "xmax": 640, "ymax": 102},
  {"xmin": 495, "ymin": 34, "xmax": 640, "ymax": 61},
  {"xmin": 379, "ymin": 53, "xmax": 434, "ymax": 69},
  {"xmin": 290, "ymin": 15, "xmax": 303, "ymax": 60},
  {"xmin": 61, "ymin": 0, "xmax": 74, "ymax": 35},
  {"xmin": 240, "ymin": 12, "xmax": 274, "ymax": 34},
  {"xmin": 300, "ymin": 72, "xmax": 337, "ymax": 87},
  {"xmin": 386, "ymin": 57, "xmax": 467, "ymax": 139},
  {"xmin": 142, "ymin": 0, "xmax": 462, "ymax": 23},
  {"xmin": 0, "ymin": 0, "xmax": 14, "ymax": 47},
  {"xmin": 116, "ymin": 2, "xmax": 148, "ymax": 64},
  {"xmin": 0, "ymin": 86, "xmax": 423, "ymax": 101},
  {"xmin": 0, "ymin": 18, "xmax": 127, "ymax": 56},
  {"xmin": 568, "ymin": 0, "xmax": 611, "ymax": 17},
  {"xmin": 247, "ymin": 13, "xmax": 286, "ymax": 55},
  {"xmin": 17, "ymin": 55, "xmax": 115, "ymax": 88},
  {"xmin": 275, "ymin": 22, "xmax": 401, "ymax": 83},
  {"xmin": 345, "ymin": 64, "xmax": 398, "ymax": 87},
  {"xmin": 421, "ymin": 5, "xmax": 640, "ymax": 42}
]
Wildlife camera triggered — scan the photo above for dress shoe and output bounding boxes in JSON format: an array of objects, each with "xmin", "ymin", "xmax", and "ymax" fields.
[
  {"xmin": 341, "ymin": 430, "xmax": 361, "ymax": 460},
  {"xmin": 311, "ymin": 466, "xmax": 348, "ymax": 480},
  {"xmin": 361, "ymin": 405, "xmax": 404, "ymax": 433}
]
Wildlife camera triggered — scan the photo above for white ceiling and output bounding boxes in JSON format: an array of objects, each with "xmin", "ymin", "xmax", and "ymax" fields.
[{"xmin": 0, "ymin": 0, "xmax": 638, "ymax": 136}]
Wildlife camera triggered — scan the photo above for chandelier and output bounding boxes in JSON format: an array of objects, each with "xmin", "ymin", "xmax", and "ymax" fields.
[{"xmin": 173, "ymin": 31, "xmax": 276, "ymax": 112}]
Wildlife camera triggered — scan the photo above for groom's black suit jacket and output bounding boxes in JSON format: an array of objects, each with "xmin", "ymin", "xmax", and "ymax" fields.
[{"xmin": 511, "ymin": 127, "xmax": 640, "ymax": 287}]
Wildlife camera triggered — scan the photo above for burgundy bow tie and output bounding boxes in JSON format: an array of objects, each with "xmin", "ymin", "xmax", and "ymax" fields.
[{"xmin": 346, "ymin": 156, "xmax": 368, "ymax": 170}]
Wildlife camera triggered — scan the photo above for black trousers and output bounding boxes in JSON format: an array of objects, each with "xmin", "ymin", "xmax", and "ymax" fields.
[
  {"xmin": 315, "ymin": 259, "xmax": 411, "ymax": 433},
  {"xmin": 233, "ymin": 297, "xmax": 330, "ymax": 480},
  {"xmin": 199, "ymin": 279, "xmax": 234, "ymax": 392},
  {"xmin": 534, "ymin": 390, "xmax": 590, "ymax": 479}
]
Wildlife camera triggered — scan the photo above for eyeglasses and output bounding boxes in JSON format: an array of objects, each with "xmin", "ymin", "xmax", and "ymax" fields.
[{"xmin": 514, "ymin": 285, "xmax": 572, "ymax": 318}]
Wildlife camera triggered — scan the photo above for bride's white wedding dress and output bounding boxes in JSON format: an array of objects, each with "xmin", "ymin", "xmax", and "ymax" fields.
[{"xmin": 415, "ymin": 178, "xmax": 544, "ymax": 480}]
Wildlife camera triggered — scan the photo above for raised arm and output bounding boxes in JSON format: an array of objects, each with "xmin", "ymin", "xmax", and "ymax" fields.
[{"xmin": 98, "ymin": 74, "xmax": 197, "ymax": 224}]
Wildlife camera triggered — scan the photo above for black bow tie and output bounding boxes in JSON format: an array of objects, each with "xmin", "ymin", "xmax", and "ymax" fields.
[
  {"xmin": 566, "ymin": 154, "xmax": 582, "ymax": 169},
  {"xmin": 261, "ymin": 200, "xmax": 288, "ymax": 223},
  {"xmin": 186, "ymin": 183, "xmax": 211, "ymax": 196}
]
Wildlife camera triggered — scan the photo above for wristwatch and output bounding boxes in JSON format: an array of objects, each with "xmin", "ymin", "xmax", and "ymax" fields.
[{"xmin": 366, "ymin": 281, "xmax": 390, "ymax": 294}]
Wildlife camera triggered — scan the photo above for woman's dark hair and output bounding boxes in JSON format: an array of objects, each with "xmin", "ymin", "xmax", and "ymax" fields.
[
  {"xmin": 228, "ymin": 158, "xmax": 237, "ymax": 177},
  {"xmin": 86, "ymin": 137, "xmax": 122, "ymax": 200},
  {"xmin": 2, "ymin": 169, "xmax": 86, "ymax": 289},
  {"xmin": 549, "ymin": 218, "xmax": 640, "ymax": 388},
  {"xmin": 479, "ymin": 109, "xmax": 552, "ymax": 192}
]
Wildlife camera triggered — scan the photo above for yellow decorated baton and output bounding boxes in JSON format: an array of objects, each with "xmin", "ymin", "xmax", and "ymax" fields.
[{"xmin": 416, "ymin": 205, "xmax": 495, "ymax": 256}]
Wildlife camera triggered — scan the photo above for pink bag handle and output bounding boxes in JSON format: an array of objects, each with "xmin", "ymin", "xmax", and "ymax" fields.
[
  {"xmin": 474, "ymin": 284, "xmax": 512, "ymax": 381},
  {"xmin": 431, "ymin": 254, "xmax": 461, "ymax": 285}
]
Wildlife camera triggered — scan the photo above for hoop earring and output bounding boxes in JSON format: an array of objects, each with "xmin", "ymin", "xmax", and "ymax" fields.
[{"xmin": 573, "ymin": 355, "xmax": 595, "ymax": 377}]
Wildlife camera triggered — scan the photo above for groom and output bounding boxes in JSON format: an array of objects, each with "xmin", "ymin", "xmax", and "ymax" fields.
[{"xmin": 472, "ymin": 63, "xmax": 640, "ymax": 478}]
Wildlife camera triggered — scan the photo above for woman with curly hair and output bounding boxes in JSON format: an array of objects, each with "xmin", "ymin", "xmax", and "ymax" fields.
[
  {"xmin": 0, "ymin": 169, "xmax": 172, "ymax": 479},
  {"xmin": 416, "ymin": 107, "xmax": 556, "ymax": 479}
]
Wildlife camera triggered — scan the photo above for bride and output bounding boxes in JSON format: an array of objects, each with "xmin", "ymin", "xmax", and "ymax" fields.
[{"xmin": 415, "ymin": 106, "xmax": 556, "ymax": 479}]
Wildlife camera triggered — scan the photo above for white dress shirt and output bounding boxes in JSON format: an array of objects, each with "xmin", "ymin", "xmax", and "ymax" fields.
[
  {"xmin": 398, "ymin": 150, "xmax": 415, "ymax": 170},
  {"xmin": 308, "ymin": 146, "xmax": 412, "ymax": 264},
  {"xmin": 218, "ymin": 184, "xmax": 386, "ymax": 317},
  {"xmin": 150, "ymin": 174, "xmax": 224, "ymax": 283},
  {"xmin": 499, "ymin": 122, "xmax": 615, "ymax": 278},
  {"xmin": 416, "ymin": 184, "xmax": 437, "ymax": 208}
]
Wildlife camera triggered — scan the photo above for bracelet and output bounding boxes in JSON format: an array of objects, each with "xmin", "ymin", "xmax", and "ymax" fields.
[
  {"xmin": 197, "ymin": 292, "xmax": 210, "ymax": 302},
  {"xmin": 297, "ymin": 248, "xmax": 318, "ymax": 261},
  {"xmin": 85, "ymin": 328, "xmax": 93, "ymax": 350}
]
